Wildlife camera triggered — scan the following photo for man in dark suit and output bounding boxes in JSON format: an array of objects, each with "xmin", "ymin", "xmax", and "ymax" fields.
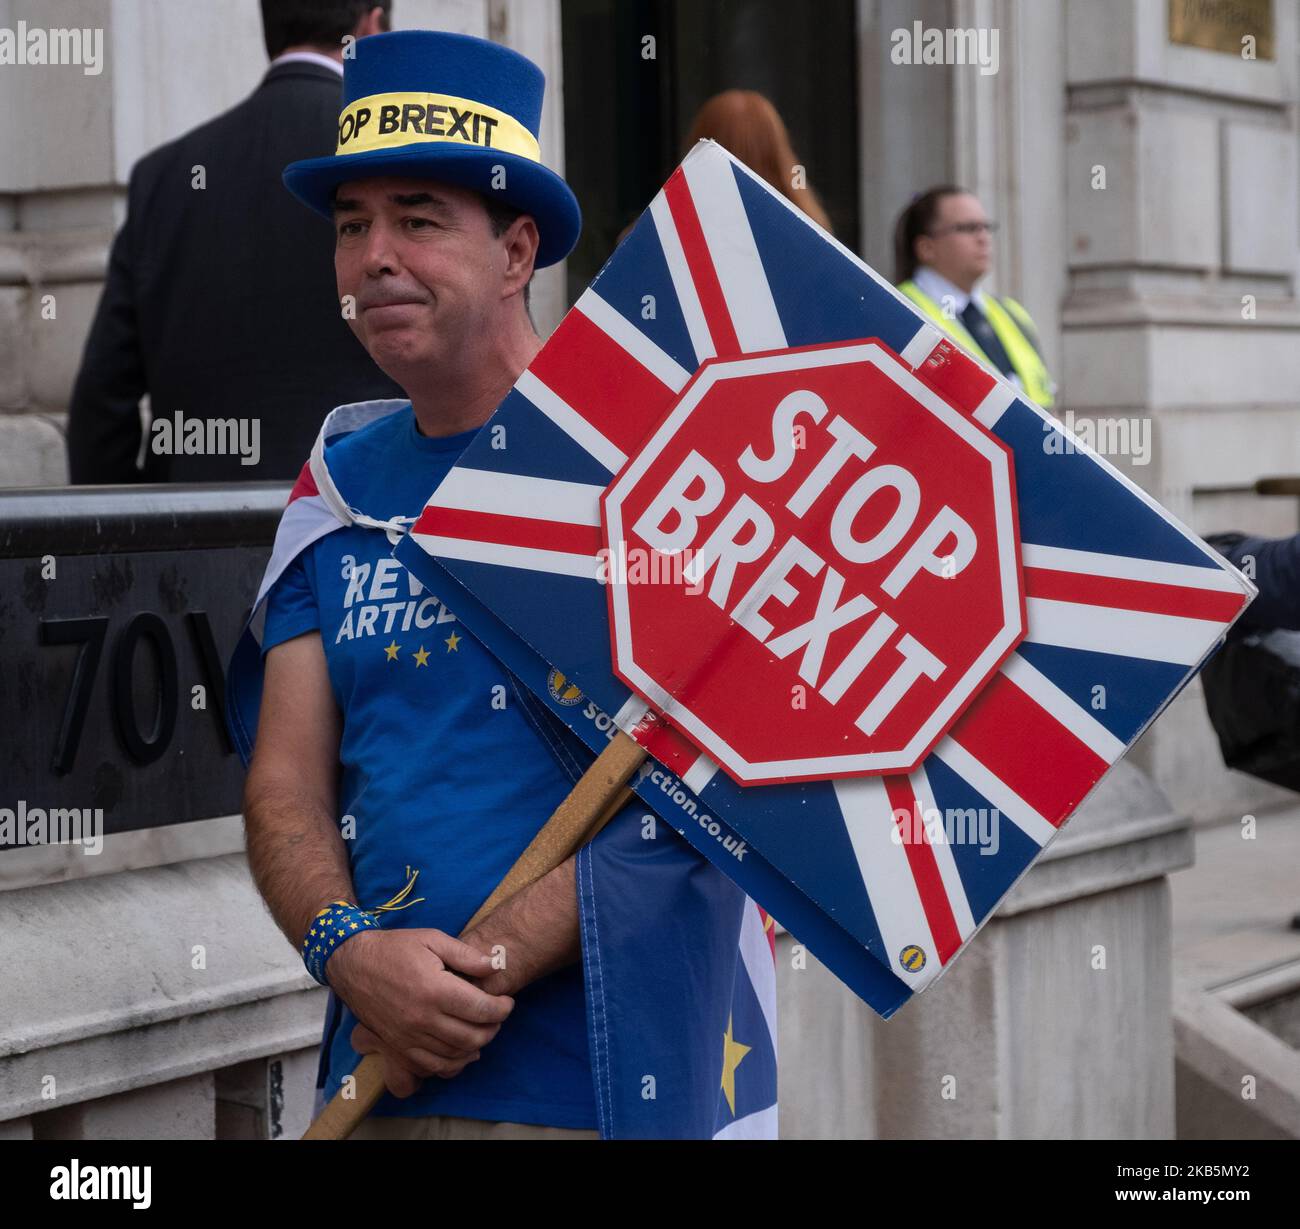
[{"xmin": 67, "ymin": 1, "xmax": 401, "ymax": 484}]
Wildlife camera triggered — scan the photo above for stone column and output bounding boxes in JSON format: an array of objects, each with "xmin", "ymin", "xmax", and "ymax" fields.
[
  {"xmin": 854, "ymin": 0, "xmax": 956, "ymax": 277},
  {"xmin": 1061, "ymin": 0, "xmax": 1300, "ymax": 823},
  {"xmin": 488, "ymin": 0, "xmax": 570, "ymax": 338}
]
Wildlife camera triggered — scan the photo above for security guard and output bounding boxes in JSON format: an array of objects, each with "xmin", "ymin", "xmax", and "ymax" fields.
[{"xmin": 893, "ymin": 185, "xmax": 1055, "ymax": 408}]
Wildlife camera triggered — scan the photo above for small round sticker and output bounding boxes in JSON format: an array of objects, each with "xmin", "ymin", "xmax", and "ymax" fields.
[
  {"xmin": 899, "ymin": 944, "xmax": 927, "ymax": 973},
  {"xmin": 547, "ymin": 668, "xmax": 583, "ymax": 706}
]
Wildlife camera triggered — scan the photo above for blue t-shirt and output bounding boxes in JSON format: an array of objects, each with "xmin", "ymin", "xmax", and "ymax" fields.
[{"xmin": 262, "ymin": 404, "xmax": 597, "ymax": 1127}]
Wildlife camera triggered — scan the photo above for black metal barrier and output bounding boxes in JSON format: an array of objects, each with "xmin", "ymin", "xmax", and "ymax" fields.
[{"xmin": 0, "ymin": 483, "xmax": 289, "ymax": 848}]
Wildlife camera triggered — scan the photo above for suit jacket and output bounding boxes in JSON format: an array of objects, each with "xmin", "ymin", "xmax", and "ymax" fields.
[
  {"xmin": 1220, "ymin": 533, "xmax": 1300, "ymax": 633},
  {"xmin": 67, "ymin": 60, "xmax": 403, "ymax": 483}
]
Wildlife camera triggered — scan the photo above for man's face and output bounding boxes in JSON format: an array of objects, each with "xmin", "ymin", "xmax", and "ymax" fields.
[
  {"xmin": 333, "ymin": 176, "xmax": 504, "ymax": 382},
  {"xmin": 918, "ymin": 192, "xmax": 993, "ymax": 287}
]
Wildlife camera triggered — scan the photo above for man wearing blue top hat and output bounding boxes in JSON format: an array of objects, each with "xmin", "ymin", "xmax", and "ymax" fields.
[{"xmin": 236, "ymin": 28, "xmax": 602, "ymax": 1139}]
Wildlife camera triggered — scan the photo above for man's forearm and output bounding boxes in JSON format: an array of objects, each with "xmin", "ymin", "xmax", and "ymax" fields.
[
  {"xmin": 243, "ymin": 774, "xmax": 355, "ymax": 950},
  {"xmin": 461, "ymin": 855, "xmax": 580, "ymax": 996}
]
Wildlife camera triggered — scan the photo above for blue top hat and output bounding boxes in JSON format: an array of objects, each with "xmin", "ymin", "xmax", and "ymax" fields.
[{"xmin": 283, "ymin": 30, "xmax": 581, "ymax": 268}]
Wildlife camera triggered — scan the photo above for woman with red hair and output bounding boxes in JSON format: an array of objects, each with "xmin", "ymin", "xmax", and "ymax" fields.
[{"xmin": 683, "ymin": 89, "xmax": 832, "ymax": 233}]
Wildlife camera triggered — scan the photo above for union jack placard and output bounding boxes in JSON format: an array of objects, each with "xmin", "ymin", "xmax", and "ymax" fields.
[{"xmin": 393, "ymin": 140, "xmax": 1255, "ymax": 1017}]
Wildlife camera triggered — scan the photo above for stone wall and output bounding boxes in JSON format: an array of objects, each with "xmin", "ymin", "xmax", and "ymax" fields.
[{"xmin": 1056, "ymin": 0, "xmax": 1300, "ymax": 824}]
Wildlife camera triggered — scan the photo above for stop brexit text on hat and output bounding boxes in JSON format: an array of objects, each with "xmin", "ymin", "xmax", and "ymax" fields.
[{"xmin": 393, "ymin": 140, "xmax": 1255, "ymax": 1016}]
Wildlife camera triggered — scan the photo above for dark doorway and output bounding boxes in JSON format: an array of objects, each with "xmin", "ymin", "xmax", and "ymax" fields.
[{"xmin": 560, "ymin": 0, "xmax": 860, "ymax": 302}]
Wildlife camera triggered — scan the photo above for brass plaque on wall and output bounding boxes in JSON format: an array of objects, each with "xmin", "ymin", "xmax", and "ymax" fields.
[{"xmin": 1168, "ymin": 0, "xmax": 1274, "ymax": 60}]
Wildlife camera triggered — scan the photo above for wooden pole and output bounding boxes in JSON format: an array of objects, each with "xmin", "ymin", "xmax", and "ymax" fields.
[{"xmin": 301, "ymin": 730, "xmax": 647, "ymax": 1140}]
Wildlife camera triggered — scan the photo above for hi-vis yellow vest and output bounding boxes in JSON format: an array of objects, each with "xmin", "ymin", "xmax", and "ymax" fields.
[{"xmin": 898, "ymin": 280, "xmax": 1055, "ymax": 409}]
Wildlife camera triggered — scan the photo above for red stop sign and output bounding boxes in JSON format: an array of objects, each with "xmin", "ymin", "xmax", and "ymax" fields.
[{"xmin": 600, "ymin": 340, "xmax": 1024, "ymax": 785}]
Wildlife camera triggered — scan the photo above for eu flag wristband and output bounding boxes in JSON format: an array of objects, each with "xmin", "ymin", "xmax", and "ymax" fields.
[
  {"xmin": 302, "ymin": 900, "xmax": 381, "ymax": 986},
  {"xmin": 301, "ymin": 869, "xmax": 426, "ymax": 986}
]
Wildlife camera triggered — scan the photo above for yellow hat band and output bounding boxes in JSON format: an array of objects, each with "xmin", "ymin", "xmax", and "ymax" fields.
[{"xmin": 335, "ymin": 90, "xmax": 540, "ymax": 162}]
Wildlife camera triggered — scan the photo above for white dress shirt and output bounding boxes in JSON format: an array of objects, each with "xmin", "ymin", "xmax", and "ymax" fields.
[
  {"xmin": 269, "ymin": 50, "xmax": 344, "ymax": 76},
  {"xmin": 911, "ymin": 265, "xmax": 988, "ymax": 315}
]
